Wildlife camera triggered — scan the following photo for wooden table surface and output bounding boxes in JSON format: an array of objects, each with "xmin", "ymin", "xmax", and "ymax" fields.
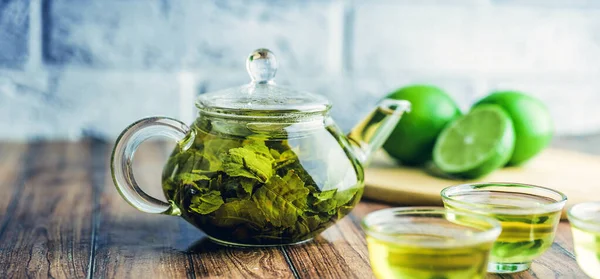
[{"xmin": 0, "ymin": 140, "xmax": 591, "ymax": 279}]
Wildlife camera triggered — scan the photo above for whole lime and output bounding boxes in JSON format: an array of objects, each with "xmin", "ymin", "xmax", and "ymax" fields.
[
  {"xmin": 382, "ymin": 85, "xmax": 462, "ymax": 165},
  {"xmin": 474, "ymin": 91, "xmax": 553, "ymax": 165}
]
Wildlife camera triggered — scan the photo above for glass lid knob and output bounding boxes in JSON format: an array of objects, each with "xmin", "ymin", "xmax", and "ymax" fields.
[{"xmin": 246, "ymin": 48, "xmax": 278, "ymax": 84}]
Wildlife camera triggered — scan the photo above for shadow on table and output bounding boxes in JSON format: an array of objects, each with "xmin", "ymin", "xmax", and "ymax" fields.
[
  {"xmin": 183, "ymin": 234, "xmax": 325, "ymax": 253},
  {"xmin": 185, "ymin": 238, "xmax": 226, "ymax": 253},
  {"xmin": 104, "ymin": 214, "xmax": 328, "ymax": 254}
]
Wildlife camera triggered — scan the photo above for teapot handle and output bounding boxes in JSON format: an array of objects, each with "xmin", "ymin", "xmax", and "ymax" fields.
[{"xmin": 111, "ymin": 117, "xmax": 190, "ymax": 215}]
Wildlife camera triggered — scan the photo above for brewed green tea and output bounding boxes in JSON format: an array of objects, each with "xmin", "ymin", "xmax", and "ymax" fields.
[
  {"xmin": 161, "ymin": 118, "xmax": 363, "ymax": 246},
  {"xmin": 445, "ymin": 191, "xmax": 562, "ymax": 264},
  {"xmin": 366, "ymin": 224, "xmax": 493, "ymax": 279},
  {"xmin": 571, "ymin": 224, "xmax": 600, "ymax": 278}
]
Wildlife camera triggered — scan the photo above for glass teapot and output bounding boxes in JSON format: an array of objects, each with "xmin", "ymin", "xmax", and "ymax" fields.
[{"xmin": 111, "ymin": 49, "xmax": 410, "ymax": 247}]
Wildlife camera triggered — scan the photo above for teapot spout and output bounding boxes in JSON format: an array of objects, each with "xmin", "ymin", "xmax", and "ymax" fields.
[{"xmin": 347, "ymin": 99, "xmax": 411, "ymax": 166}]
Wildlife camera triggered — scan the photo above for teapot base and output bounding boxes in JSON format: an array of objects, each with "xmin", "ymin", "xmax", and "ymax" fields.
[{"xmin": 206, "ymin": 235, "xmax": 314, "ymax": 248}]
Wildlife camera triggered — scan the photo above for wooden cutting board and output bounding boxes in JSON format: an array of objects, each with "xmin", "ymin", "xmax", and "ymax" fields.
[{"xmin": 364, "ymin": 148, "xmax": 600, "ymax": 219}]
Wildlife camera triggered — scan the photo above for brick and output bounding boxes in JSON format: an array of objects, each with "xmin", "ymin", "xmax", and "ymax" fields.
[
  {"xmin": 353, "ymin": 3, "xmax": 600, "ymax": 76},
  {"xmin": 50, "ymin": 70, "xmax": 183, "ymax": 139},
  {"xmin": 0, "ymin": 73, "xmax": 63, "ymax": 139},
  {"xmin": 0, "ymin": 70, "xmax": 182, "ymax": 139},
  {"xmin": 0, "ymin": 0, "xmax": 29, "ymax": 69},
  {"xmin": 43, "ymin": 0, "xmax": 335, "ymax": 73}
]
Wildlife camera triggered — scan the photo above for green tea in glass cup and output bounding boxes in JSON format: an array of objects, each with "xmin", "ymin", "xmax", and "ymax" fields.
[
  {"xmin": 441, "ymin": 183, "xmax": 567, "ymax": 274},
  {"xmin": 362, "ymin": 207, "xmax": 501, "ymax": 279},
  {"xmin": 568, "ymin": 202, "xmax": 600, "ymax": 279}
]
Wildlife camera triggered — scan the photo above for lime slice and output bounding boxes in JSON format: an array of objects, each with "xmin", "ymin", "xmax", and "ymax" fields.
[{"xmin": 433, "ymin": 104, "xmax": 515, "ymax": 179}]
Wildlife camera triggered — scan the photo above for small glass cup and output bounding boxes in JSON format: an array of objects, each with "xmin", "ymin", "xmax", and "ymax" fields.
[
  {"xmin": 362, "ymin": 207, "xmax": 501, "ymax": 279},
  {"xmin": 567, "ymin": 202, "xmax": 600, "ymax": 279},
  {"xmin": 441, "ymin": 183, "xmax": 567, "ymax": 274}
]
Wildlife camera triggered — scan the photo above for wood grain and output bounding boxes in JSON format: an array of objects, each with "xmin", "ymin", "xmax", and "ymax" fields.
[
  {"xmin": 283, "ymin": 201, "xmax": 391, "ymax": 279},
  {"xmin": 92, "ymin": 141, "xmax": 295, "ymax": 279},
  {"xmin": 364, "ymin": 148, "xmax": 600, "ymax": 219},
  {"xmin": 0, "ymin": 142, "xmax": 94, "ymax": 278},
  {"xmin": 187, "ymin": 241, "xmax": 296, "ymax": 279},
  {"xmin": 91, "ymin": 140, "xmax": 192, "ymax": 278},
  {"xmin": 0, "ymin": 142, "xmax": 27, "ymax": 215},
  {"xmin": 0, "ymin": 141, "xmax": 590, "ymax": 279},
  {"xmin": 284, "ymin": 218, "xmax": 372, "ymax": 279}
]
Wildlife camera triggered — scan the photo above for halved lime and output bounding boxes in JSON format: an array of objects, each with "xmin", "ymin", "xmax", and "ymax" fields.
[
  {"xmin": 474, "ymin": 91, "xmax": 553, "ymax": 166},
  {"xmin": 433, "ymin": 104, "xmax": 515, "ymax": 179}
]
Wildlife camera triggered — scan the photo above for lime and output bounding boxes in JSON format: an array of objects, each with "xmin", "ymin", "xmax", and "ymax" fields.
[
  {"xmin": 433, "ymin": 104, "xmax": 515, "ymax": 179},
  {"xmin": 383, "ymin": 85, "xmax": 462, "ymax": 165},
  {"xmin": 474, "ymin": 91, "xmax": 553, "ymax": 165}
]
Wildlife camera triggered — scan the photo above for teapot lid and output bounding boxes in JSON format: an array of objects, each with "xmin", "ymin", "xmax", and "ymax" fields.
[{"xmin": 196, "ymin": 49, "xmax": 331, "ymax": 117}]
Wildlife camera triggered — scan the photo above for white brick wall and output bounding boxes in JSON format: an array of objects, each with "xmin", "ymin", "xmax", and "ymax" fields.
[
  {"xmin": 1, "ymin": 70, "xmax": 182, "ymax": 140},
  {"xmin": 355, "ymin": 3, "xmax": 600, "ymax": 76},
  {"xmin": 1, "ymin": 0, "xmax": 600, "ymax": 139},
  {"xmin": 354, "ymin": 1, "xmax": 600, "ymax": 135},
  {"xmin": 46, "ymin": 0, "xmax": 337, "ymax": 73}
]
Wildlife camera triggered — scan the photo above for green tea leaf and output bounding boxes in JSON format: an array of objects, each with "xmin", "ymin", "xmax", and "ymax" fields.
[
  {"xmin": 243, "ymin": 140, "xmax": 274, "ymax": 158},
  {"xmin": 293, "ymin": 214, "xmax": 332, "ymax": 239},
  {"xmin": 175, "ymin": 173, "xmax": 211, "ymax": 188},
  {"xmin": 219, "ymin": 176, "xmax": 256, "ymax": 199},
  {"xmin": 495, "ymin": 215, "xmax": 551, "ymax": 225},
  {"xmin": 273, "ymin": 149, "xmax": 298, "ymax": 170},
  {"xmin": 309, "ymin": 189, "xmax": 338, "ymax": 213},
  {"xmin": 163, "ymin": 178, "xmax": 176, "ymax": 191},
  {"xmin": 313, "ymin": 189, "xmax": 337, "ymax": 200},
  {"xmin": 212, "ymin": 199, "xmax": 266, "ymax": 228},
  {"xmin": 167, "ymin": 150, "xmax": 197, "ymax": 175},
  {"xmin": 492, "ymin": 240, "xmax": 543, "ymax": 258},
  {"xmin": 208, "ymin": 173, "xmax": 223, "ymax": 191},
  {"xmin": 162, "ymin": 179, "xmax": 178, "ymax": 201},
  {"xmin": 222, "ymin": 142, "xmax": 275, "ymax": 183},
  {"xmin": 270, "ymin": 149, "xmax": 281, "ymax": 159},
  {"xmin": 189, "ymin": 190, "xmax": 224, "ymax": 214},
  {"xmin": 202, "ymin": 138, "xmax": 243, "ymax": 171},
  {"xmin": 334, "ymin": 187, "xmax": 360, "ymax": 206},
  {"xmin": 336, "ymin": 205, "xmax": 355, "ymax": 220},
  {"xmin": 336, "ymin": 187, "xmax": 364, "ymax": 220},
  {"xmin": 292, "ymin": 218, "xmax": 311, "ymax": 237},
  {"xmin": 163, "ymin": 151, "xmax": 187, "ymax": 180},
  {"xmin": 161, "ymin": 125, "xmax": 365, "ymax": 245},
  {"xmin": 276, "ymin": 159, "xmax": 322, "ymax": 186},
  {"xmin": 306, "ymin": 215, "xmax": 331, "ymax": 231},
  {"xmin": 240, "ymin": 178, "xmax": 255, "ymax": 196},
  {"xmin": 191, "ymin": 169, "xmax": 218, "ymax": 175},
  {"xmin": 533, "ymin": 216, "xmax": 549, "ymax": 224},
  {"xmin": 253, "ymin": 170, "xmax": 309, "ymax": 228}
]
